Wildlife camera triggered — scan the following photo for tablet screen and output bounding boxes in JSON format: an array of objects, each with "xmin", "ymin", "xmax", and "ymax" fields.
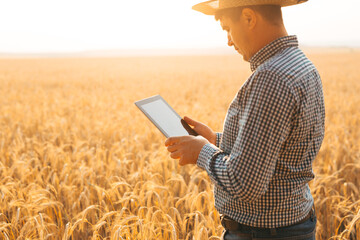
[{"xmin": 135, "ymin": 95, "xmax": 189, "ymax": 137}]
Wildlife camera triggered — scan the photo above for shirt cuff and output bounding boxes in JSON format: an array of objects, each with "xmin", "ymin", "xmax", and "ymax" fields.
[
  {"xmin": 197, "ymin": 143, "xmax": 219, "ymax": 170},
  {"xmin": 215, "ymin": 132, "xmax": 222, "ymax": 147}
]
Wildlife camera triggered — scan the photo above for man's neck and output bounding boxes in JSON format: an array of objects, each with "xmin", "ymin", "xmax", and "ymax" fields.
[{"xmin": 249, "ymin": 24, "xmax": 288, "ymax": 60}]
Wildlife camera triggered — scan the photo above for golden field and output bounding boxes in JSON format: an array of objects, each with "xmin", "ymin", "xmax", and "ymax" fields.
[{"xmin": 0, "ymin": 49, "xmax": 359, "ymax": 239}]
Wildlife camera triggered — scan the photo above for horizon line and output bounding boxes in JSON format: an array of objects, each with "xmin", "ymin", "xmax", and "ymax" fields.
[{"xmin": 0, "ymin": 46, "xmax": 359, "ymax": 58}]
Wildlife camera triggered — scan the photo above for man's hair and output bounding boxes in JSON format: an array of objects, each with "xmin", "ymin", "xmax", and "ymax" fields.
[{"xmin": 215, "ymin": 5, "xmax": 283, "ymax": 26}]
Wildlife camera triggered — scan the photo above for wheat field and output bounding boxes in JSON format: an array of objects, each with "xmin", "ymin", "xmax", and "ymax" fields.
[{"xmin": 0, "ymin": 49, "xmax": 359, "ymax": 239}]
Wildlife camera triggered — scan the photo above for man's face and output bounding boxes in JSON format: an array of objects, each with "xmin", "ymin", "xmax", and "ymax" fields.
[{"xmin": 220, "ymin": 14, "xmax": 251, "ymax": 61}]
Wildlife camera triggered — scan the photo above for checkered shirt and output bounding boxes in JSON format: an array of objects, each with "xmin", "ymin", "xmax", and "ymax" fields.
[{"xmin": 197, "ymin": 35, "xmax": 325, "ymax": 228}]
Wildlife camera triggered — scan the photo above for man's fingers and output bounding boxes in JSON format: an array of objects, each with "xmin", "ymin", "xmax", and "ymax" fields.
[
  {"xmin": 164, "ymin": 138, "xmax": 172, "ymax": 146},
  {"xmin": 179, "ymin": 157, "xmax": 187, "ymax": 166},
  {"xmin": 184, "ymin": 116, "xmax": 206, "ymax": 130},
  {"xmin": 170, "ymin": 151, "xmax": 181, "ymax": 159},
  {"xmin": 167, "ymin": 144, "xmax": 179, "ymax": 153},
  {"xmin": 165, "ymin": 137, "xmax": 180, "ymax": 146},
  {"xmin": 184, "ymin": 116, "xmax": 197, "ymax": 127}
]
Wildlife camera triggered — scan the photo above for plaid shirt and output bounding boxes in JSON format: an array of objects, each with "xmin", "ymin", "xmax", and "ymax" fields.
[{"xmin": 197, "ymin": 35, "xmax": 325, "ymax": 228}]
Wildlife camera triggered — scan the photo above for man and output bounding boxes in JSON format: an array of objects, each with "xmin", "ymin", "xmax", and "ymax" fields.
[{"xmin": 165, "ymin": 0, "xmax": 325, "ymax": 239}]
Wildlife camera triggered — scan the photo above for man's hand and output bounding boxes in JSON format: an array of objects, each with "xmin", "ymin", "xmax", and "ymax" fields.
[
  {"xmin": 183, "ymin": 116, "xmax": 216, "ymax": 145},
  {"xmin": 165, "ymin": 135, "xmax": 209, "ymax": 166}
]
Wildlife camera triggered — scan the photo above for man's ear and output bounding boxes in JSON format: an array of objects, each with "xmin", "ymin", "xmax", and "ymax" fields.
[{"xmin": 241, "ymin": 8, "xmax": 257, "ymax": 30}]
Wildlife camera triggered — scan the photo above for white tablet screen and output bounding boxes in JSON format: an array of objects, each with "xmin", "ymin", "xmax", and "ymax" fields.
[{"xmin": 136, "ymin": 95, "xmax": 189, "ymax": 137}]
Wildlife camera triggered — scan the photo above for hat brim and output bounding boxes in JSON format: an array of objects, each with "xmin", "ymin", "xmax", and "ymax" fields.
[
  {"xmin": 192, "ymin": 0, "xmax": 308, "ymax": 15},
  {"xmin": 192, "ymin": 0, "xmax": 219, "ymax": 15}
]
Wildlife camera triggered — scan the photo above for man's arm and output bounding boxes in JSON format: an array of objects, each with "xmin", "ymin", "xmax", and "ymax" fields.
[{"xmin": 197, "ymin": 71, "xmax": 296, "ymax": 202}]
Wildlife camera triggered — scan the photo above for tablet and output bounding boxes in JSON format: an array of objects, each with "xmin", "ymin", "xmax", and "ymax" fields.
[{"xmin": 135, "ymin": 95, "xmax": 198, "ymax": 138}]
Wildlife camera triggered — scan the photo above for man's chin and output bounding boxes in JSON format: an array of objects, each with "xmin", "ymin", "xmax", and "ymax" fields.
[{"xmin": 237, "ymin": 51, "xmax": 249, "ymax": 62}]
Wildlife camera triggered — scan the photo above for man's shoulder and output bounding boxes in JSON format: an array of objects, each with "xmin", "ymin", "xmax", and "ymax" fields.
[
  {"xmin": 255, "ymin": 46, "xmax": 319, "ymax": 85},
  {"xmin": 259, "ymin": 47, "xmax": 315, "ymax": 73},
  {"xmin": 252, "ymin": 46, "xmax": 322, "ymax": 105}
]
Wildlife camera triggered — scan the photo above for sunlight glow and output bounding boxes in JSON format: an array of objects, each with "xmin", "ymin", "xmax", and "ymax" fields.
[{"xmin": 0, "ymin": 0, "xmax": 359, "ymax": 53}]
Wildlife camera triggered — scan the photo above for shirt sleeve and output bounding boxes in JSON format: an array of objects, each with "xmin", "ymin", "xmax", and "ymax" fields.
[
  {"xmin": 215, "ymin": 132, "xmax": 222, "ymax": 147},
  {"xmin": 197, "ymin": 70, "xmax": 295, "ymax": 202}
]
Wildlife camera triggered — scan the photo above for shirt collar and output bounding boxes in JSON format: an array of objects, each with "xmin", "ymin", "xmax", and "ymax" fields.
[{"xmin": 249, "ymin": 35, "xmax": 299, "ymax": 72}]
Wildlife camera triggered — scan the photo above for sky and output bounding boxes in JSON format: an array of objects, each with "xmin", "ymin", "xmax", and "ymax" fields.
[{"xmin": 0, "ymin": 0, "xmax": 359, "ymax": 53}]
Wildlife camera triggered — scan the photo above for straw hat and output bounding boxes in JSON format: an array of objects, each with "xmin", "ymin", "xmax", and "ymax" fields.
[{"xmin": 192, "ymin": 0, "xmax": 308, "ymax": 15}]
